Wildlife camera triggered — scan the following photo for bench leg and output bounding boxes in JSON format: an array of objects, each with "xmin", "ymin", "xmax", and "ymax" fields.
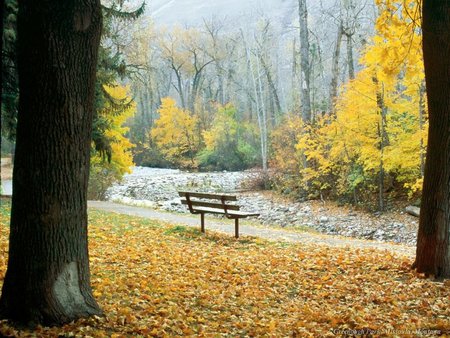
[
  {"xmin": 235, "ymin": 218, "xmax": 239, "ymax": 238},
  {"xmin": 200, "ymin": 213, "xmax": 205, "ymax": 233}
]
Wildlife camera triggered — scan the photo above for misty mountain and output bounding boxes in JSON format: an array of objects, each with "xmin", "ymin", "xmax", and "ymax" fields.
[{"xmin": 148, "ymin": 0, "xmax": 299, "ymax": 31}]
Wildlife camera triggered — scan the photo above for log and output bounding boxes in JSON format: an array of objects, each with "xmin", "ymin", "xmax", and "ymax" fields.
[{"xmin": 405, "ymin": 205, "xmax": 420, "ymax": 217}]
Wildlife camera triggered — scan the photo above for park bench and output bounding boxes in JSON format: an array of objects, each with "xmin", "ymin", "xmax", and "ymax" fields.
[{"xmin": 178, "ymin": 191, "xmax": 260, "ymax": 238}]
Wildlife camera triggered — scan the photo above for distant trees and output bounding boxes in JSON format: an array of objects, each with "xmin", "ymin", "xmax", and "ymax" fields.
[{"xmin": 119, "ymin": 0, "xmax": 428, "ymax": 210}]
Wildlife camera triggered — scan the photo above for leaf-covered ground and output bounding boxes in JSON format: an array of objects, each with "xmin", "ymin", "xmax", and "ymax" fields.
[{"xmin": 0, "ymin": 200, "xmax": 449, "ymax": 337}]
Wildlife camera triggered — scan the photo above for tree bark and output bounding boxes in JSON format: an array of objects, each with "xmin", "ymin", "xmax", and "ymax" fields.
[
  {"xmin": 418, "ymin": 81, "xmax": 426, "ymax": 177},
  {"xmin": 329, "ymin": 24, "xmax": 343, "ymax": 114},
  {"xmin": 0, "ymin": 0, "xmax": 4, "ymax": 181},
  {"xmin": 373, "ymin": 76, "xmax": 389, "ymax": 212},
  {"xmin": 345, "ymin": 32, "xmax": 355, "ymax": 80},
  {"xmin": 0, "ymin": 0, "xmax": 103, "ymax": 325},
  {"xmin": 259, "ymin": 55, "xmax": 282, "ymax": 115},
  {"xmin": 298, "ymin": 0, "xmax": 312, "ymax": 122},
  {"xmin": 413, "ymin": 0, "xmax": 450, "ymax": 278}
]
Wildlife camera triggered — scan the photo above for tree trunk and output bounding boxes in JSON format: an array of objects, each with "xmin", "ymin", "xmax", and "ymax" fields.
[
  {"xmin": 0, "ymin": 0, "xmax": 4, "ymax": 187},
  {"xmin": 260, "ymin": 56, "xmax": 282, "ymax": 115},
  {"xmin": 373, "ymin": 76, "xmax": 389, "ymax": 212},
  {"xmin": 414, "ymin": 0, "xmax": 450, "ymax": 278},
  {"xmin": 329, "ymin": 24, "xmax": 343, "ymax": 114},
  {"xmin": 0, "ymin": 0, "xmax": 103, "ymax": 325},
  {"xmin": 298, "ymin": 0, "xmax": 312, "ymax": 122},
  {"xmin": 345, "ymin": 32, "xmax": 355, "ymax": 80},
  {"xmin": 172, "ymin": 64, "xmax": 186, "ymax": 109},
  {"xmin": 255, "ymin": 53, "xmax": 268, "ymax": 172},
  {"xmin": 419, "ymin": 81, "xmax": 426, "ymax": 177}
]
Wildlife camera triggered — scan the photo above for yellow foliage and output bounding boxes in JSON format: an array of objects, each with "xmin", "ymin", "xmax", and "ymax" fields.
[
  {"xmin": 1, "ymin": 204, "xmax": 449, "ymax": 336},
  {"xmin": 88, "ymin": 84, "xmax": 135, "ymax": 199},
  {"xmin": 151, "ymin": 97, "xmax": 199, "ymax": 167},
  {"xmin": 323, "ymin": 0, "xmax": 426, "ymax": 197},
  {"xmin": 297, "ymin": 117, "xmax": 335, "ymax": 192},
  {"xmin": 270, "ymin": 1, "xmax": 426, "ymax": 202},
  {"xmin": 270, "ymin": 114, "xmax": 304, "ymax": 193},
  {"xmin": 92, "ymin": 84, "xmax": 135, "ymax": 176}
]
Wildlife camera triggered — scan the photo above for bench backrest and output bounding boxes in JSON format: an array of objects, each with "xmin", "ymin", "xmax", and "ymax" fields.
[{"xmin": 178, "ymin": 191, "xmax": 240, "ymax": 211}]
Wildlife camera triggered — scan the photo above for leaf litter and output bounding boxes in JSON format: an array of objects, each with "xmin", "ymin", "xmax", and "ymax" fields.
[{"xmin": 0, "ymin": 206, "xmax": 449, "ymax": 337}]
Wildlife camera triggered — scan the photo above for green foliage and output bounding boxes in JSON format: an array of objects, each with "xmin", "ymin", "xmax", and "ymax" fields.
[
  {"xmin": 198, "ymin": 104, "xmax": 259, "ymax": 171},
  {"xmin": 131, "ymin": 143, "xmax": 172, "ymax": 168},
  {"xmin": 1, "ymin": 0, "xmax": 139, "ymax": 198},
  {"xmin": 88, "ymin": 161, "xmax": 122, "ymax": 200}
]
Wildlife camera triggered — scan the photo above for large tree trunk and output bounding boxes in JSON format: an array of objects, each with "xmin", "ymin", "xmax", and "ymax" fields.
[
  {"xmin": 413, "ymin": 0, "xmax": 450, "ymax": 278},
  {"xmin": 0, "ymin": 0, "xmax": 103, "ymax": 325},
  {"xmin": 0, "ymin": 0, "xmax": 4, "ymax": 178}
]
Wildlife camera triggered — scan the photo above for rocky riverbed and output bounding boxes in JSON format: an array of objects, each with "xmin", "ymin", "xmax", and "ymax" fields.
[{"xmin": 106, "ymin": 167, "xmax": 418, "ymax": 245}]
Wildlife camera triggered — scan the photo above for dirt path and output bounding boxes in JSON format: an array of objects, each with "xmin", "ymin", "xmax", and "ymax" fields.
[{"xmin": 88, "ymin": 201, "xmax": 415, "ymax": 257}]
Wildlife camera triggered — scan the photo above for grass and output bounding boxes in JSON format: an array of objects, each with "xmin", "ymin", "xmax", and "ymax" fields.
[{"xmin": 0, "ymin": 202, "xmax": 449, "ymax": 337}]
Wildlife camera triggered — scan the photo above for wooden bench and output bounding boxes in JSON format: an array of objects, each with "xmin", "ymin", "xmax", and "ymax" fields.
[{"xmin": 178, "ymin": 191, "xmax": 260, "ymax": 238}]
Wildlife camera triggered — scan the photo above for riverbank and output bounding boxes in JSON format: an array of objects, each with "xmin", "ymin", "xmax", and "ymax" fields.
[{"xmin": 106, "ymin": 167, "xmax": 419, "ymax": 245}]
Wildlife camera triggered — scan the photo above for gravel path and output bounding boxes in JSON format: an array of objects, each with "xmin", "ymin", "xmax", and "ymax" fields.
[{"xmin": 88, "ymin": 200, "xmax": 415, "ymax": 257}]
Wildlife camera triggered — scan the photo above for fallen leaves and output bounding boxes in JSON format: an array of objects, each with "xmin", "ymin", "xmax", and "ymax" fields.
[{"xmin": 0, "ymin": 204, "xmax": 449, "ymax": 337}]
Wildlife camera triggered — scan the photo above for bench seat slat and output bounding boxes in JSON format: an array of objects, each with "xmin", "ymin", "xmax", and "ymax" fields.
[
  {"xmin": 181, "ymin": 199, "xmax": 240, "ymax": 211},
  {"xmin": 190, "ymin": 206, "xmax": 260, "ymax": 218},
  {"xmin": 178, "ymin": 191, "xmax": 237, "ymax": 201}
]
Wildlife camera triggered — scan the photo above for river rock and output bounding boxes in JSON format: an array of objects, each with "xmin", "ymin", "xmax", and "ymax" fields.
[{"xmin": 106, "ymin": 167, "xmax": 419, "ymax": 246}]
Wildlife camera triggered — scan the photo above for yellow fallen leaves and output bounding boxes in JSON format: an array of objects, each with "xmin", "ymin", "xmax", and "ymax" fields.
[{"xmin": 0, "ymin": 205, "xmax": 449, "ymax": 337}]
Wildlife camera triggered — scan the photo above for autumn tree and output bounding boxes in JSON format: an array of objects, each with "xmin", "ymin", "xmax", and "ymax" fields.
[
  {"xmin": 0, "ymin": 0, "xmax": 103, "ymax": 325},
  {"xmin": 278, "ymin": 0, "xmax": 425, "ymax": 205},
  {"xmin": 325, "ymin": 0, "xmax": 369, "ymax": 112},
  {"xmin": 92, "ymin": 1, "xmax": 143, "ymax": 161},
  {"xmin": 89, "ymin": 84, "xmax": 136, "ymax": 200},
  {"xmin": 413, "ymin": 0, "xmax": 450, "ymax": 278},
  {"xmin": 151, "ymin": 97, "xmax": 200, "ymax": 167}
]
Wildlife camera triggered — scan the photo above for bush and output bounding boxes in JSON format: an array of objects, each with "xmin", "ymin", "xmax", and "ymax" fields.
[
  {"xmin": 197, "ymin": 104, "xmax": 260, "ymax": 171},
  {"xmin": 88, "ymin": 164, "xmax": 121, "ymax": 200},
  {"xmin": 132, "ymin": 143, "xmax": 172, "ymax": 168}
]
